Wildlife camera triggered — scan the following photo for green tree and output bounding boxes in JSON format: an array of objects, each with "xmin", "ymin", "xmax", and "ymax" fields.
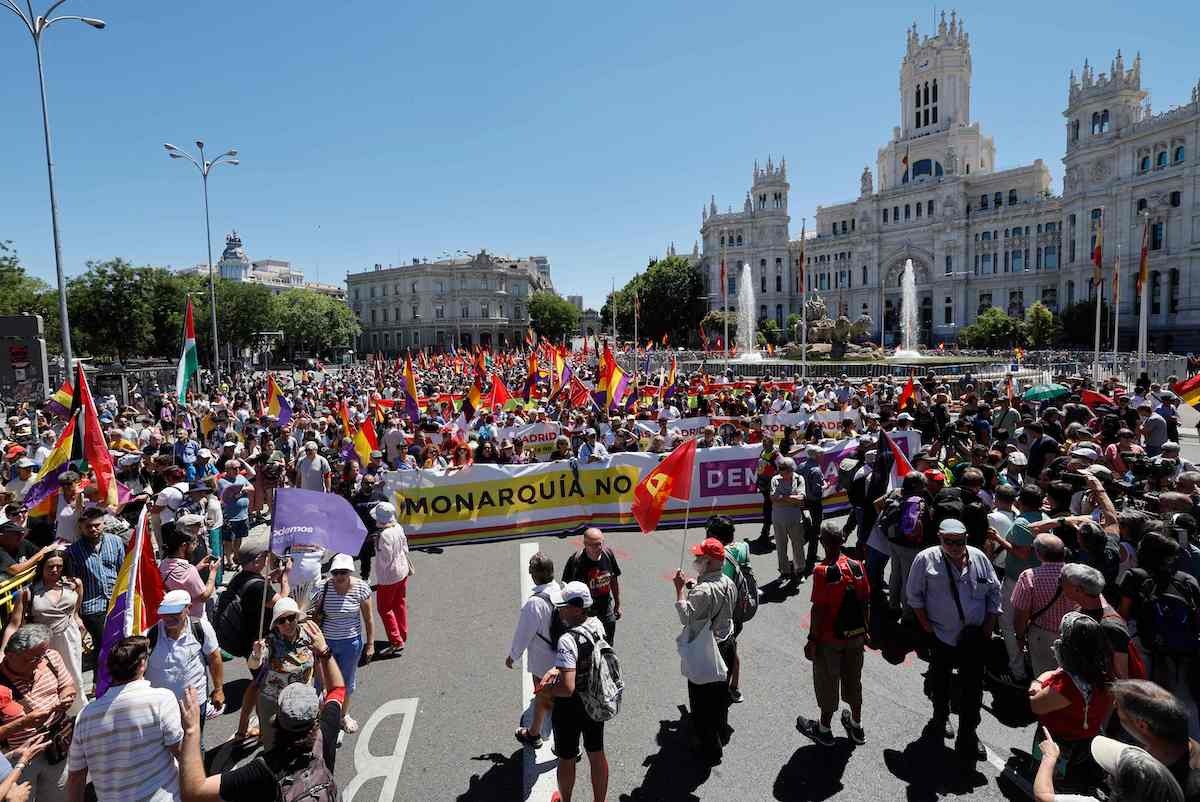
[
  {"xmin": 0, "ymin": 241, "xmax": 52, "ymax": 319},
  {"xmin": 785, "ymin": 313, "xmax": 802, "ymax": 342},
  {"xmin": 699, "ymin": 310, "xmax": 736, "ymax": 346},
  {"xmin": 1054, "ymin": 299, "xmax": 1111, "ymax": 348},
  {"xmin": 1024, "ymin": 301, "xmax": 1057, "ymax": 348},
  {"xmin": 757, "ymin": 318, "xmax": 781, "ymax": 346},
  {"xmin": 528, "ymin": 291, "xmax": 581, "ymax": 343},
  {"xmin": 957, "ymin": 307, "xmax": 1027, "ymax": 349},
  {"xmin": 66, "ymin": 259, "xmax": 159, "ymax": 360},
  {"xmin": 600, "ymin": 256, "xmax": 707, "ymax": 346},
  {"xmin": 272, "ymin": 289, "xmax": 360, "ymax": 358}
]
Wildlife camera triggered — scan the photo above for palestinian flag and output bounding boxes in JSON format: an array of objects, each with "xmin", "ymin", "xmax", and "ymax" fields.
[{"xmin": 175, "ymin": 297, "xmax": 199, "ymax": 404}]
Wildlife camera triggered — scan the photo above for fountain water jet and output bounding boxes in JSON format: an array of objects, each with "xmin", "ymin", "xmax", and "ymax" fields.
[
  {"xmin": 893, "ymin": 258, "xmax": 922, "ymax": 359},
  {"xmin": 736, "ymin": 262, "xmax": 763, "ymax": 361}
]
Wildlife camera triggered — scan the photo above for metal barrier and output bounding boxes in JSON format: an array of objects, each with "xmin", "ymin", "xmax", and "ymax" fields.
[{"xmin": 0, "ymin": 568, "xmax": 36, "ymax": 630}]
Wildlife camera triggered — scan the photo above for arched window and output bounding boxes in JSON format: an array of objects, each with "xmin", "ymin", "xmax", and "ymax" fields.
[
  {"xmin": 775, "ymin": 275, "xmax": 782, "ymax": 292},
  {"xmin": 994, "ymin": 191, "xmax": 1003, "ymax": 208},
  {"xmin": 904, "ymin": 204, "xmax": 911, "ymax": 220},
  {"xmin": 1066, "ymin": 280, "xmax": 1075, "ymax": 307},
  {"xmin": 916, "ymin": 203, "xmax": 923, "ymax": 218},
  {"xmin": 1151, "ymin": 271, "xmax": 1162, "ymax": 315},
  {"xmin": 736, "ymin": 234, "xmax": 743, "ymax": 246},
  {"xmin": 932, "ymin": 79, "xmax": 938, "ymax": 103},
  {"xmin": 720, "ymin": 235, "xmax": 725, "ymax": 246},
  {"xmin": 914, "ymin": 86, "xmax": 921, "ymax": 107},
  {"xmin": 1170, "ymin": 269, "xmax": 1180, "ymax": 314},
  {"xmin": 1140, "ymin": 155, "xmax": 1151, "ymax": 172},
  {"xmin": 1100, "ymin": 110, "xmax": 1110, "ymax": 133},
  {"xmin": 1174, "ymin": 145, "xmax": 1186, "ymax": 163},
  {"xmin": 861, "ymin": 265, "xmax": 868, "ymax": 285},
  {"xmin": 927, "ymin": 200, "xmax": 935, "ymax": 216},
  {"xmin": 1156, "ymin": 150, "xmax": 1169, "ymax": 168},
  {"xmin": 893, "ymin": 206, "xmax": 900, "ymax": 220},
  {"xmin": 943, "ymin": 296, "xmax": 953, "ymax": 325},
  {"xmin": 1070, "ymin": 120, "xmax": 1080, "ymax": 142},
  {"xmin": 776, "ymin": 304, "xmax": 783, "ymax": 327},
  {"xmin": 759, "ymin": 305, "xmax": 767, "ymax": 321},
  {"xmin": 1091, "ymin": 112, "xmax": 1101, "ymax": 135},
  {"xmin": 883, "ymin": 208, "xmax": 889, "ymax": 223},
  {"xmin": 1137, "ymin": 198, "xmax": 1148, "ymax": 213},
  {"xmin": 1008, "ymin": 189, "xmax": 1018, "ymax": 205}
]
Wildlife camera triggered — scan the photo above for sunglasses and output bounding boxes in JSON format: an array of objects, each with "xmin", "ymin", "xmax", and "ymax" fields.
[
  {"xmin": 941, "ymin": 537, "xmax": 967, "ymax": 547},
  {"xmin": 277, "ymin": 614, "xmax": 299, "ymax": 624}
]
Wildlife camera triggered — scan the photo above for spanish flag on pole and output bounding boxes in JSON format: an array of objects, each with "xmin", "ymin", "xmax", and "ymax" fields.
[
  {"xmin": 402, "ymin": 353, "xmax": 421, "ymax": 421},
  {"xmin": 1092, "ymin": 208, "xmax": 1105, "ymax": 288},
  {"xmin": 1173, "ymin": 373, "xmax": 1200, "ymax": 412},
  {"xmin": 1136, "ymin": 215, "xmax": 1151, "ymax": 297}
]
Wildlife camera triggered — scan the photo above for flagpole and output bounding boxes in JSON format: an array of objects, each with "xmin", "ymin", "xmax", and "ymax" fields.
[
  {"xmin": 1111, "ymin": 242, "xmax": 1121, "ymax": 375},
  {"xmin": 800, "ymin": 218, "xmax": 808, "ymax": 383},
  {"xmin": 1092, "ymin": 207, "xmax": 1104, "ymax": 384},
  {"xmin": 677, "ymin": 495, "xmax": 694, "ymax": 571},
  {"xmin": 1138, "ymin": 211, "xmax": 1150, "ymax": 377},
  {"xmin": 633, "ymin": 290, "xmax": 639, "ymax": 390}
]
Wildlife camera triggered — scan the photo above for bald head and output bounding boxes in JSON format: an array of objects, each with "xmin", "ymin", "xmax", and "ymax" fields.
[{"xmin": 1033, "ymin": 533, "xmax": 1066, "ymax": 562}]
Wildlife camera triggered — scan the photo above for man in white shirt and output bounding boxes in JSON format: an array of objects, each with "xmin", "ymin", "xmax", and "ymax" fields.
[
  {"xmin": 381, "ymin": 421, "xmax": 407, "ymax": 467},
  {"xmin": 4, "ymin": 458, "xmax": 37, "ymax": 502},
  {"xmin": 67, "ymin": 635, "xmax": 185, "ymax": 802},
  {"xmin": 577, "ymin": 430, "xmax": 609, "ymax": 463},
  {"xmin": 507, "ymin": 551, "xmax": 561, "ymax": 749},
  {"xmin": 144, "ymin": 590, "xmax": 224, "ymax": 748}
]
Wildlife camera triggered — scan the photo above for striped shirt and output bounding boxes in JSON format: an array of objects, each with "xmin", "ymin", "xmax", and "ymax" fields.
[
  {"xmin": 0, "ymin": 649, "xmax": 77, "ymax": 748},
  {"xmin": 315, "ymin": 578, "xmax": 371, "ymax": 641},
  {"xmin": 66, "ymin": 534, "xmax": 126, "ymax": 616},
  {"xmin": 1011, "ymin": 562, "xmax": 1077, "ymax": 634},
  {"xmin": 67, "ymin": 679, "xmax": 183, "ymax": 802}
]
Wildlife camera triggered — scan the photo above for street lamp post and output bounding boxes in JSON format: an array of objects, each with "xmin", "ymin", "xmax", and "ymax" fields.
[
  {"xmin": 4, "ymin": 0, "xmax": 106, "ymax": 379},
  {"xmin": 164, "ymin": 141, "xmax": 238, "ymax": 387}
]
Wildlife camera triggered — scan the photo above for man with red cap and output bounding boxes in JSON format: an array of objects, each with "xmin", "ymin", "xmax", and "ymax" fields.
[{"xmin": 673, "ymin": 537, "xmax": 738, "ymax": 765}]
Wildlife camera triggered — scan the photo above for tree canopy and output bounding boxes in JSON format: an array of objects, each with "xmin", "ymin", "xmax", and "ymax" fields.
[
  {"xmin": 600, "ymin": 256, "xmax": 707, "ymax": 345},
  {"xmin": 528, "ymin": 291, "xmax": 581, "ymax": 343}
]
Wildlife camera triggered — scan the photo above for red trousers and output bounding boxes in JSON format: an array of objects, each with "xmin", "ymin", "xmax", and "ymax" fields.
[{"xmin": 377, "ymin": 578, "xmax": 408, "ymax": 646}]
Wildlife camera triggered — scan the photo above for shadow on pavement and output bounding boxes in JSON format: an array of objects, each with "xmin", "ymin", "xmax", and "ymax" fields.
[
  {"xmin": 881, "ymin": 721, "xmax": 990, "ymax": 800},
  {"xmin": 772, "ymin": 736, "xmax": 854, "ymax": 801},
  {"xmin": 619, "ymin": 705, "xmax": 712, "ymax": 802},
  {"xmin": 758, "ymin": 577, "xmax": 802, "ymax": 606},
  {"xmin": 455, "ymin": 750, "xmax": 524, "ymax": 802},
  {"xmin": 218, "ymin": 678, "xmax": 251, "ymax": 716},
  {"xmin": 748, "ymin": 536, "xmax": 775, "ymax": 555}
]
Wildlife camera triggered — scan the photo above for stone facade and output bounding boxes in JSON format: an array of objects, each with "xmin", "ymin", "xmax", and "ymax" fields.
[
  {"xmin": 696, "ymin": 14, "xmax": 1200, "ymax": 350},
  {"xmin": 179, "ymin": 231, "xmax": 345, "ymax": 299},
  {"xmin": 345, "ymin": 250, "xmax": 555, "ymax": 354}
]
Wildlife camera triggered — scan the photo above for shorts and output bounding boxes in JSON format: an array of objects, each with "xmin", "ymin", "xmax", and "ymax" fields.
[
  {"xmin": 223, "ymin": 518, "xmax": 249, "ymax": 542},
  {"xmin": 551, "ymin": 695, "xmax": 604, "ymax": 760}
]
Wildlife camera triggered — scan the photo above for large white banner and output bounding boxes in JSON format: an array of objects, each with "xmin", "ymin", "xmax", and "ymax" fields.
[{"xmin": 383, "ymin": 433, "xmax": 918, "ymax": 548}]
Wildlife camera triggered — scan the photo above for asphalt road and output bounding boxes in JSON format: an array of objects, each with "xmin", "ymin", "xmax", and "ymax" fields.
[{"xmin": 186, "ymin": 406, "xmax": 1200, "ymax": 801}]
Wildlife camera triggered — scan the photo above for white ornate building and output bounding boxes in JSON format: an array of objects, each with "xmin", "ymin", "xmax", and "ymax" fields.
[
  {"xmin": 179, "ymin": 231, "xmax": 346, "ymax": 299},
  {"xmin": 697, "ymin": 14, "xmax": 1200, "ymax": 350}
]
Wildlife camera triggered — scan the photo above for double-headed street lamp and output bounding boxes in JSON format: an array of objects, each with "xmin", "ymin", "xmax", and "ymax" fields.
[
  {"xmin": 164, "ymin": 141, "xmax": 238, "ymax": 387},
  {"xmin": 4, "ymin": 0, "xmax": 106, "ymax": 378}
]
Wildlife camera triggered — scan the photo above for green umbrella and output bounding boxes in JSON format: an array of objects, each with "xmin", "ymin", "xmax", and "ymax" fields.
[{"xmin": 1023, "ymin": 382, "xmax": 1069, "ymax": 402}]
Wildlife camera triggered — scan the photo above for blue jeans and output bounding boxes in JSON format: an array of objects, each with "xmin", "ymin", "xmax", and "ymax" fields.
[{"xmin": 317, "ymin": 633, "xmax": 362, "ymax": 696}]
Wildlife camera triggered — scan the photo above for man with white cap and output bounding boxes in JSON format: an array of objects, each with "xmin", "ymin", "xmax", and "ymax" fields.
[
  {"xmin": 577, "ymin": 429, "xmax": 609, "ymax": 464},
  {"xmin": 540, "ymin": 580, "xmax": 610, "ymax": 802},
  {"xmin": 372, "ymin": 502, "xmax": 411, "ymax": 658},
  {"xmin": 4, "ymin": 457, "xmax": 37, "ymax": 503},
  {"xmin": 144, "ymin": 590, "xmax": 224, "ymax": 742},
  {"xmin": 906, "ymin": 518, "xmax": 1002, "ymax": 764},
  {"xmin": 1034, "ymin": 732, "xmax": 1184, "ymax": 802},
  {"xmin": 178, "ymin": 620, "xmax": 348, "ymax": 800}
]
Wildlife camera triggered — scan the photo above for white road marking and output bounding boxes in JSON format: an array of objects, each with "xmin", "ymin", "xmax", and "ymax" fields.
[
  {"xmin": 521, "ymin": 541, "xmax": 559, "ymax": 801},
  {"xmin": 343, "ymin": 697, "xmax": 419, "ymax": 802}
]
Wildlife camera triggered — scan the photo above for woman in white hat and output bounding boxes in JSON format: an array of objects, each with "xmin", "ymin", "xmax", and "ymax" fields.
[
  {"xmin": 1034, "ymin": 732, "xmax": 1183, "ymax": 802},
  {"xmin": 311, "ymin": 553, "xmax": 374, "ymax": 733},
  {"xmin": 248, "ymin": 596, "xmax": 314, "ymax": 752}
]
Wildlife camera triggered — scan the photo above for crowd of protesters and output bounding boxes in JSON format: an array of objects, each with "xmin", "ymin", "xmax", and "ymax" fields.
[{"xmin": 0, "ymin": 351, "xmax": 1198, "ymax": 799}]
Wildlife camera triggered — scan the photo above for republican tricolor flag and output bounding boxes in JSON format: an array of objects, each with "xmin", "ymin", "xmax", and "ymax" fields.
[
  {"xmin": 95, "ymin": 507, "xmax": 165, "ymax": 696},
  {"xmin": 402, "ymin": 353, "xmax": 421, "ymax": 421},
  {"xmin": 266, "ymin": 374, "xmax": 292, "ymax": 427}
]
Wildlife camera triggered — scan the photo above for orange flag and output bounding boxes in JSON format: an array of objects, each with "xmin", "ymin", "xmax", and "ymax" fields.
[
  {"xmin": 631, "ymin": 438, "xmax": 697, "ymax": 534},
  {"xmin": 897, "ymin": 376, "xmax": 915, "ymax": 411}
]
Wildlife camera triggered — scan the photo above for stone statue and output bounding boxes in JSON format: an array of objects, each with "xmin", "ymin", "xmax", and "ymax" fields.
[
  {"xmin": 860, "ymin": 166, "xmax": 873, "ymax": 196},
  {"xmin": 946, "ymin": 147, "xmax": 958, "ymax": 175}
]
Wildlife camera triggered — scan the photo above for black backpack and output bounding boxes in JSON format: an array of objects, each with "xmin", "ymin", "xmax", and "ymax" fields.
[
  {"xmin": 258, "ymin": 729, "xmax": 339, "ymax": 802},
  {"xmin": 533, "ymin": 583, "xmax": 567, "ymax": 649},
  {"xmin": 828, "ymin": 559, "xmax": 868, "ymax": 639},
  {"xmin": 214, "ymin": 575, "xmax": 265, "ymax": 658}
]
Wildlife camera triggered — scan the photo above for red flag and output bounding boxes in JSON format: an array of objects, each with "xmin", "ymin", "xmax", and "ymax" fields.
[
  {"xmin": 1092, "ymin": 208, "xmax": 1104, "ymax": 287},
  {"xmin": 1080, "ymin": 388, "xmax": 1114, "ymax": 409},
  {"xmin": 76, "ymin": 364, "xmax": 118, "ymax": 509},
  {"xmin": 897, "ymin": 376, "xmax": 915, "ymax": 411},
  {"xmin": 882, "ymin": 431, "xmax": 913, "ymax": 489},
  {"xmin": 568, "ymin": 372, "xmax": 592, "ymax": 408},
  {"xmin": 631, "ymin": 438, "xmax": 697, "ymax": 534},
  {"xmin": 490, "ymin": 374, "xmax": 514, "ymax": 410}
]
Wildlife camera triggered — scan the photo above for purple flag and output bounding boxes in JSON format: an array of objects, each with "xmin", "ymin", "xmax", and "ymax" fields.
[{"xmin": 270, "ymin": 487, "xmax": 368, "ymax": 557}]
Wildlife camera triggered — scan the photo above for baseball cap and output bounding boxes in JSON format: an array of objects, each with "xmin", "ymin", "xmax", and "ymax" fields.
[
  {"xmin": 270, "ymin": 596, "xmax": 301, "ymax": 628},
  {"xmin": 329, "ymin": 553, "xmax": 355, "ymax": 573},
  {"xmin": 369, "ymin": 450, "xmax": 383, "ymax": 458},
  {"xmin": 559, "ymin": 581, "xmax": 592, "ymax": 608},
  {"xmin": 1069, "ymin": 446, "xmax": 1100, "ymax": 460},
  {"xmin": 197, "ymin": 448, "xmax": 212, "ymax": 459},
  {"xmin": 938, "ymin": 518, "xmax": 967, "ymax": 535},
  {"xmin": 923, "ymin": 469, "xmax": 945, "ymax": 483},
  {"xmin": 691, "ymin": 536, "xmax": 726, "ymax": 561},
  {"xmin": 0, "ymin": 686, "xmax": 24, "ymax": 723},
  {"xmin": 1091, "ymin": 735, "xmax": 1150, "ymax": 776},
  {"xmin": 158, "ymin": 589, "xmax": 192, "ymax": 615},
  {"xmin": 275, "ymin": 682, "xmax": 321, "ymax": 732},
  {"xmin": 371, "ymin": 502, "xmax": 396, "ymax": 524},
  {"xmin": 14, "ymin": 457, "xmax": 35, "ymax": 469},
  {"xmin": 222, "ymin": 441, "xmax": 237, "ymax": 448},
  {"xmin": 897, "ymin": 412, "xmax": 914, "ymax": 421}
]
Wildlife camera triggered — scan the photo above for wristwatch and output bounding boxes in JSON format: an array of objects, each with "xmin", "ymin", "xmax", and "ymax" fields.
[{"xmin": 317, "ymin": 648, "xmax": 333, "ymax": 660}]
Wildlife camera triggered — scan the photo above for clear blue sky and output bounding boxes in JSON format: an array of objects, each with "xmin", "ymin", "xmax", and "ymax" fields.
[{"xmin": 2, "ymin": 1, "xmax": 1197, "ymax": 310}]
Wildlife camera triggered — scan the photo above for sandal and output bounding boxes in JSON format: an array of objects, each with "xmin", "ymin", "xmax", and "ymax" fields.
[
  {"xmin": 233, "ymin": 726, "xmax": 260, "ymax": 745},
  {"xmin": 515, "ymin": 727, "xmax": 543, "ymax": 749}
]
